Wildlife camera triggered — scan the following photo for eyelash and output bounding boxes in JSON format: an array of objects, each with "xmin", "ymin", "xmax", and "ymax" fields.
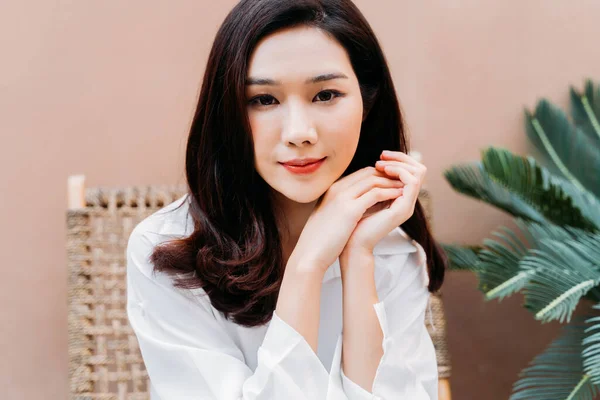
[{"xmin": 248, "ymin": 90, "xmax": 345, "ymax": 107}]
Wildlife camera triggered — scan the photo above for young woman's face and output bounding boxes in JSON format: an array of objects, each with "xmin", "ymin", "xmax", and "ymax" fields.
[{"xmin": 245, "ymin": 25, "xmax": 364, "ymax": 204}]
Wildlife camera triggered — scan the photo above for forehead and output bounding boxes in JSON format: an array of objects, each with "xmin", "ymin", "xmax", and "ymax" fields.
[{"xmin": 247, "ymin": 26, "xmax": 353, "ymax": 78}]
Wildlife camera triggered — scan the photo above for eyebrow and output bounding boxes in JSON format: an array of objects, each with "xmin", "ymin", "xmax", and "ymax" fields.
[{"xmin": 245, "ymin": 72, "xmax": 349, "ymax": 86}]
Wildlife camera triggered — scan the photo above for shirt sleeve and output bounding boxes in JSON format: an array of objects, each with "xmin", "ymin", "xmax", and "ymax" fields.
[
  {"xmin": 126, "ymin": 225, "xmax": 334, "ymax": 400},
  {"xmin": 327, "ymin": 240, "xmax": 439, "ymax": 400}
]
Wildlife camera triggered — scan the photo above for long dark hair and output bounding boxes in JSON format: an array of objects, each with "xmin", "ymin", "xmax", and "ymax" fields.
[{"xmin": 151, "ymin": 0, "xmax": 447, "ymax": 327}]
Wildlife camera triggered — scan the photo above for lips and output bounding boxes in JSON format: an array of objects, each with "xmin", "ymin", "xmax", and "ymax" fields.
[
  {"xmin": 280, "ymin": 157, "xmax": 326, "ymax": 166},
  {"xmin": 280, "ymin": 157, "xmax": 326, "ymax": 174}
]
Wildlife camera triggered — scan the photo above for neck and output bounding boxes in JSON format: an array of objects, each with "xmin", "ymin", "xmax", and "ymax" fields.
[{"xmin": 273, "ymin": 192, "xmax": 319, "ymax": 265}]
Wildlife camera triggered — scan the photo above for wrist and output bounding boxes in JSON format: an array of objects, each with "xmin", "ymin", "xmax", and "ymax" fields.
[
  {"xmin": 341, "ymin": 244, "xmax": 373, "ymax": 260},
  {"xmin": 340, "ymin": 246, "xmax": 374, "ymax": 274},
  {"xmin": 286, "ymin": 251, "xmax": 329, "ymax": 277}
]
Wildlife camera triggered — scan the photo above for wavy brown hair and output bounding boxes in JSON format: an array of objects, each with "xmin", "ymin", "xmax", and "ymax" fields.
[{"xmin": 150, "ymin": 0, "xmax": 447, "ymax": 327}]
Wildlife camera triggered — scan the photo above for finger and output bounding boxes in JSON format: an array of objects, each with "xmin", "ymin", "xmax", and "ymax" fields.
[
  {"xmin": 333, "ymin": 167, "xmax": 383, "ymax": 193},
  {"xmin": 388, "ymin": 170, "xmax": 418, "ymax": 202},
  {"xmin": 378, "ymin": 161, "xmax": 426, "ymax": 182},
  {"xmin": 375, "ymin": 160, "xmax": 419, "ymax": 175},
  {"xmin": 381, "ymin": 165, "xmax": 419, "ymax": 184},
  {"xmin": 380, "ymin": 150, "xmax": 423, "ymax": 168},
  {"xmin": 382, "ymin": 165, "xmax": 420, "ymax": 199},
  {"xmin": 362, "ymin": 196, "xmax": 397, "ymax": 219},
  {"xmin": 348, "ymin": 175, "xmax": 405, "ymax": 199},
  {"xmin": 356, "ymin": 187, "xmax": 404, "ymax": 211}
]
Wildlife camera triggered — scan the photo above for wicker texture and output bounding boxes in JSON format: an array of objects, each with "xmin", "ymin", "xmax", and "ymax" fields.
[
  {"xmin": 67, "ymin": 185, "xmax": 450, "ymax": 399},
  {"xmin": 418, "ymin": 190, "xmax": 452, "ymax": 379}
]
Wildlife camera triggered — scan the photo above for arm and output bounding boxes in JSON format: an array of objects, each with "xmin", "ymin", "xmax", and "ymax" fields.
[
  {"xmin": 339, "ymin": 248, "xmax": 384, "ymax": 392},
  {"xmin": 275, "ymin": 251, "xmax": 326, "ymax": 354},
  {"xmin": 126, "ymin": 225, "xmax": 333, "ymax": 400},
  {"xmin": 332, "ymin": 236, "xmax": 439, "ymax": 400}
]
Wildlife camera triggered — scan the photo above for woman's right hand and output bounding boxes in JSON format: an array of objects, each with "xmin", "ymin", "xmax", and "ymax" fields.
[{"xmin": 289, "ymin": 166, "xmax": 405, "ymax": 273}]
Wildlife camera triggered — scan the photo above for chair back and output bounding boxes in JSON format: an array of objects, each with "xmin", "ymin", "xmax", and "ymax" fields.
[{"xmin": 67, "ymin": 184, "xmax": 450, "ymax": 399}]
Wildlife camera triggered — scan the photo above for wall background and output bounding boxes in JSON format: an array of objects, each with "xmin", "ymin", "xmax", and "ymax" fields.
[{"xmin": 2, "ymin": 1, "xmax": 599, "ymax": 398}]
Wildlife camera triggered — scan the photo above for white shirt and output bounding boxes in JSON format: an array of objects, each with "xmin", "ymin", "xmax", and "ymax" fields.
[{"xmin": 126, "ymin": 194, "xmax": 438, "ymax": 400}]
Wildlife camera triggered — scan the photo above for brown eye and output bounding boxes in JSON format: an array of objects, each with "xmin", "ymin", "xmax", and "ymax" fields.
[
  {"xmin": 259, "ymin": 95, "xmax": 276, "ymax": 105},
  {"xmin": 316, "ymin": 91, "xmax": 332, "ymax": 101},
  {"xmin": 250, "ymin": 95, "xmax": 278, "ymax": 106},
  {"xmin": 314, "ymin": 90, "xmax": 343, "ymax": 103}
]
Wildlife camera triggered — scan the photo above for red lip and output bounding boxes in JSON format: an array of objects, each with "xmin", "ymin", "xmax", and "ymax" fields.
[
  {"xmin": 280, "ymin": 157, "xmax": 326, "ymax": 166},
  {"xmin": 280, "ymin": 157, "xmax": 326, "ymax": 174}
]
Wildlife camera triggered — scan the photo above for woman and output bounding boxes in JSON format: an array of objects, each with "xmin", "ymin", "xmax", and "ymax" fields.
[{"xmin": 126, "ymin": 0, "xmax": 447, "ymax": 399}]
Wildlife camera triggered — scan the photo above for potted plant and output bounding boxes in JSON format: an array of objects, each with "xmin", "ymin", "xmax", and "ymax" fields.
[{"xmin": 443, "ymin": 79, "xmax": 600, "ymax": 399}]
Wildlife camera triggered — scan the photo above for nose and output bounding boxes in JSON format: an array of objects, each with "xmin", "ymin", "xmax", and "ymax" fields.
[{"xmin": 281, "ymin": 100, "xmax": 318, "ymax": 147}]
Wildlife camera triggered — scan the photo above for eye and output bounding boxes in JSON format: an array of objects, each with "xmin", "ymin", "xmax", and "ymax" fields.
[
  {"xmin": 249, "ymin": 94, "xmax": 279, "ymax": 107},
  {"xmin": 313, "ymin": 90, "xmax": 344, "ymax": 103}
]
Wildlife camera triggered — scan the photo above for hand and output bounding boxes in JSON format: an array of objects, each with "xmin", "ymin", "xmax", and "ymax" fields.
[
  {"xmin": 289, "ymin": 166, "xmax": 405, "ymax": 274},
  {"xmin": 342, "ymin": 150, "xmax": 427, "ymax": 255}
]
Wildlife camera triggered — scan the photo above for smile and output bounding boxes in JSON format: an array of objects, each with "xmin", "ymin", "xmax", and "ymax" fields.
[{"xmin": 279, "ymin": 157, "xmax": 326, "ymax": 174}]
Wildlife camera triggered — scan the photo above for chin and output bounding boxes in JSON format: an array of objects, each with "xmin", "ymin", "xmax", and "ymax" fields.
[{"xmin": 276, "ymin": 184, "xmax": 328, "ymax": 204}]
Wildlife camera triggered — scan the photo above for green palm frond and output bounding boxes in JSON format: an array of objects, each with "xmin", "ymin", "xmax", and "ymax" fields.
[
  {"xmin": 477, "ymin": 219, "xmax": 582, "ymax": 301},
  {"xmin": 477, "ymin": 227, "xmax": 530, "ymax": 300},
  {"xmin": 570, "ymin": 79, "xmax": 600, "ymax": 143},
  {"xmin": 440, "ymin": 244, "xmax": 482, "ymax": 272},
  {"xmin": 521, "ymin": 237, "xmax": 600, "ymax": 323},
  {"xmin": 443, "ymin": 219, "xmax": 582, "ymax": 302},
  {"xmin": 444, "ymin": 148, "xmax": 598, "ymax": 231},
  {"xmin": 444, "ymin": 161, "xmax": 547, "ymax": 223},
  {"xmin": 510, "ymin": 319, "xmax": 599, "ymax": 400},
  {"xmin": 443, "ymin": 222, "xmax": 600, "ymax": 324},
  {"xmin": 444, "ymin": 79, "xmax": 600, "ymax": 398},
  {"xmin": 551, "ymin": 174, "xmax": 600, "ymax": 229},
  {"xmin": 583, "ymin": 304, "xmax": 600, "ymax": 386},
  {"xmin": 518, "ymin": 226, "xmax": 600, "ymax": 305},
  {"xmin": 482, "ymin": 147, "xmax": 598, "ymax": 231},
  {"xmin": 525, "ymin": 99, "xmax": 600, "ymax": 197},
  {"xmin": 516, "ymin": 218, "xmax": 581, "ymax": 245}
]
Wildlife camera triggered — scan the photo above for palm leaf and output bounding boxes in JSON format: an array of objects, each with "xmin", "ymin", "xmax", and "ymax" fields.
[
  {"xmin": 476, "ymin": 220, "xmax": 579, "ymax": 301},
  {"xmin": 516, "ymin": 218, "xmax": 581, "ymax": 246},
  {"xmin": 570, "ymin": 79, "xmax": 600, "ymax": 144},
  {"xmin": 551, "ymin": 174, "xmax": 600, "ymax": 230},
  {"xmin": 444, "ymin": 161, "xmax": 547, "ymax": 223},
  {"xmin": 520, "ymin": 226, "xmax": 600, "ymax": 305},
  {"xmin": 444, "ymin": 80, "xmax": 600, "ymax": 399},
  {"xmin": 510, "ymin": 319, "xmax": 599, "ymax": 400},
  {"xmin": 482, "ymin": 147, "xmax": 598, "ymax": 231},
  {"xmin": 441, "ymin": 219, "xmax": 579, "ymax": 301},
  {"xmin": 477, "ymin": 227, "xmax": 530, "ymax": 299},
  {"xmin": 525, "ymin": 99, "xmax": 600, "ymax": 197},
  {"xmin": 521, "ymin": 237, "xmax": 600, "ymax": 323},
  {"xmin": 583, "ymin": 304, "xmax": 600, "ymax": 386},
  {"xmin": 440, "ymin": 244, "xmax": 482, "ymax": 272}
]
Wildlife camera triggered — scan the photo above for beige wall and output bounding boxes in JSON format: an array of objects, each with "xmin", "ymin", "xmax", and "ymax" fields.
[{"xmin": 2, "ymin": 1, "xmax": 599, "ymax": 398}]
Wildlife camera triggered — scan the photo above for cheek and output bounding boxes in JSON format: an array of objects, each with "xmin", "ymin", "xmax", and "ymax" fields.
[
  {"xmin": 248, "ymin": 113, "xmax": 277, "ymax": 164},
  {"xmin": 322, "ymin": 98, "xmax": 363, "ymax": 151}
]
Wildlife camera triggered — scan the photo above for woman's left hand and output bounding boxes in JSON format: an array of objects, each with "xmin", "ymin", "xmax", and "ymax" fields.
[{"xmin": 342, "ymin": 150, "xmax": 427, "ymax": 255}]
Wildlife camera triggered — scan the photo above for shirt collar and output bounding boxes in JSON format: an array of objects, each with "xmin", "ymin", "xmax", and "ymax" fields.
[
  {"xmin": 321, "ymin": 227, "xmax": 419, "ymax": 284},
  {"xmin": 174, "ymin": 196, "xmax": 418, "ymax": 284}
]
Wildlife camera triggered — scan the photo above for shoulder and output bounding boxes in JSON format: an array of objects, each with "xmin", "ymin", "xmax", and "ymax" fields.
[
  {"xmin": 126, "ymin": 194, "xmax": 212, "ymax": 307},
  {"xmin": 126, "ymin": 194, "xmax": 193, "ymax": 278}
]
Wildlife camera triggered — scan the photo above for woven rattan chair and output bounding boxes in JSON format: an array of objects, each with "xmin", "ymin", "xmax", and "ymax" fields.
[{"xmin": 67, "ymin": 175, "xmax": 451, "ymax": 400}]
